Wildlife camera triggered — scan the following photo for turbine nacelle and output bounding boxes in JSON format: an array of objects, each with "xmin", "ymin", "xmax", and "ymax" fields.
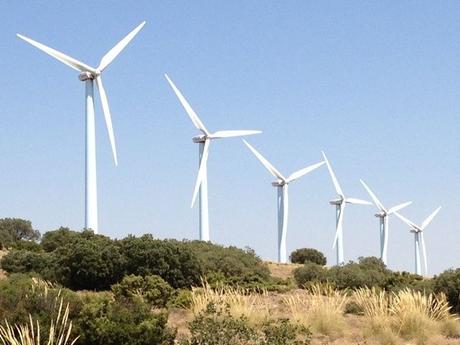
[
  {"xmin": 375, "ymin": 212, "xmax": 386, "ymax": 218},
  {"xmin": 271, "ymin": 180, "xmax": 286, "ymax": 187},
  {"xmin": 329, "ymin": 198, "xmax": 343, "ymax": 206},
  {"xmin": 192, "ymin": 135, "xmax": 207, "ymax": 143}
]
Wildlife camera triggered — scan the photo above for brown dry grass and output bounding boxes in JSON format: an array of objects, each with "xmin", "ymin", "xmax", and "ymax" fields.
[{"xmin": 267, "ymin": 261, "xmax": 302, "ymax": 279}]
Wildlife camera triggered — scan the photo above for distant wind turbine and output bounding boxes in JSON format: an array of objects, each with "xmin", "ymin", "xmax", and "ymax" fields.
[
  {"xmin": 322, "ymin": 152, "xmax": 371, "ymax": 265},
  {"xmin": 243, "ymin": 140, "xmax": 325, "ymax": 263},
  {"xmin": 360, "ymin": 180, "xmax": 412, "ymax": 265},
  {"xmin": 164, "ymin": 74, "xmax": 261, "ymax": 241},
  {"xmin": 395, "ymin": 207, "xmax": 441, "ymax": 276},
  {"xmin": 17, "ymin": 22, "xmax": 146, "ymax": 234}
]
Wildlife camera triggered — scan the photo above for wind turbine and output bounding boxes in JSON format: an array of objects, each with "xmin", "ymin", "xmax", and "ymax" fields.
[
  {"xmin": 394, "ymin": 207, "xmax": 441, "ymax": 276},
  {"xmin": 322, "ymin": 152, "xmax": 372, "ymax": 266},
  {"xmin": 164, "ymin": 74, "xmax": 261, "ymax": 242},
  {"xmin": 360, "ymin": 180, "xmax": 412, "ymax": 266},
  {"xmin": 17, "ymin": 22, "xmax": 146, "ymax": 234},
  {"xmin": 243, "ymin": 140, "xmax": 325, "ymax": 264}
]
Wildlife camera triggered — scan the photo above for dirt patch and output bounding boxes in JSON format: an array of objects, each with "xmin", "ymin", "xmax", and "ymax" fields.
[{"xmin": 267, "ymin": 261, "xmax": 302, "ymax": 279}]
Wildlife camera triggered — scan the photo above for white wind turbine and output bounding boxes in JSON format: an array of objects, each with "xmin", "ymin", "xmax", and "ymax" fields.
[
  {"xmin": 360, "ymin": 180, "xmax": 412, "ymax": 265},
  {"xmin": 243, "ymin": 140, "xmax": 325, "ymax": 264},
  {"xmin": 164, "ymin": 74, "xmax": 261, "ymax": 242},
  {"xmin": 395, "ymin": 207, "xmax": 441, "ymax": 276},
  {"xmin": 322, "ymin": 152, "xmax": 372, "ymax": 266},
  {"xmin": 17, "ymin": 22, "xmax": 146, "ymax": 234}
]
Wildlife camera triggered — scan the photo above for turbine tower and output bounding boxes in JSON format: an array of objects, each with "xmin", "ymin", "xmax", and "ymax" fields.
[
  {"xmin": 395, "ymin": 207, "xmax": 441, "ymax": 276},
  {"xmin": 17, "ymin": 22, "xmax": 146, "ymax": 234},
  {"xmin": 322, "ymin": 152, "xmax": 371, "ymax": 266},
  {"xmin": 165, "ymin": 74, "xmax": 261, "ymax": 242},
  {"xmin": 243, "ymin": 140, "xmax": 325, "ymax": 264},
  {"xmin": 360, "ymin": 180, "xmax": 412, "ymax": 265}
]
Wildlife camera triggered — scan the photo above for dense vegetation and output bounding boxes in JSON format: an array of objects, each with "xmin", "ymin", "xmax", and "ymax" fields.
[{"xmin": 1, "ymin": 218, "xmax": 460, "ymax": 345}]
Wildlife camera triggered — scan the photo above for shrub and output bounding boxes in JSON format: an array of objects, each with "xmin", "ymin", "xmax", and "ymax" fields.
[
  {"xmin": 41, "ymin": 227, "xmax": 80, "ymax": 252},
  {"xmin": 179, "ymin": 303, "xmax": 311, "ymax": 345},
  {"xmin": 76, "ymin": 292, "xmax": 176, "ymax": 345},
  {"xmin": 290, "ymin": 248, "xmax": 326, "ymax": 266},
  {"xmin": 184, "ymin": 241, "xmax": 271, "ymax": 286},
  {"xmin": 117, "ymin": 235, "xmax": 202, "ymax": 289},
  {"xmin": 326, "ymin": 257, "xmax": 390, "ymax": 290},
  {"xmin": 11, "ymin": 240, "xmax": 42, "ymax": 252},
  {"xmin": 51, "ymin": 230, "xmax": 125, "ymax": 290},
  {"xmin": 168, "ymin": 288, "xmax": 193, "ymax": 309},
  {"xmin": 0, "ymin": 250, "xmax": 52, "ymax": 275},
  {"xmin": 434, "ymin": 268, "xmax": 460, "ymax": 313},
  {"xmin": 112, "ymin": 274, "xmax": 173, "ymax": 308},
  {"xmin": 293, "ymin": 262, "xmax": 326, "ymax": 286}
]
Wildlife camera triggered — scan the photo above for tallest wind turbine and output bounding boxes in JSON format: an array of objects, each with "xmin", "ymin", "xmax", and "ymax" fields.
[
  {"xmin": 165, "ymin": 75, "xmax": 261, "ymax": 241},
  {"xmin": 17, "ymin": 22, "xmax": 146, "ymax": 233}
]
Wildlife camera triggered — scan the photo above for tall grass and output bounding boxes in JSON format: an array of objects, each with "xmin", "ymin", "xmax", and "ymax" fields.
[
  {"xmin": 0, "ymin": 299, "xmax": 78, "ymax": 345},
  {"xmin": 283, "ymin": 283, "xmax": 348, "ymax": 338},
  {"xmin": 189, "ymin": 281, "xmax": 269, "ymax": 323},
  {"xmin": 353, "ymin": 287, "xmax": 458, "ymax": 344}
]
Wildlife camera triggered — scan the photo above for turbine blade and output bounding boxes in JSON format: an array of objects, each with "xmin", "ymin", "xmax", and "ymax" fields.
[
  {"xmin": 210, "ymin": 130, "xmax": 261, "ymax": 139},
  {"xmin": 164, "ymin": 74, "xmax": 210, "ymax": 135},
  {"xmin": 420, "ymin": 232, "xmax": 428, "ymax": 275},
  {"xmin": 345, "ymin": 198, "xmax": 372, "ymax": 205},
  {"xmin": 421, "ymin": 206, "xmax": 441, "ymax": 230},
  {"xmin": 388, "ymin": 201, "xmax": 412, "ymax": 215},
  {"xmin": 286, "ymin": 161, "xmax": 325, "ymax": 183},
  {"xmin": 394, "ymin": 212, "xmax": 419, "ymax": 231},
  {"xmin": 98, "ymin": 21, "xmax": 146, "ymax": 72},
  {"xmin": 321, "ymin": 151, "xmax": 344, "ymax": 196},
  {"xmin": 242, "ymin": 140, "xmax": 285, "ymax": 181},
  {"xmin": 333, "ymin": 203, "xmax": 345, "ymax": 248},
  {"xmin": 191, "ymin": 139, "xmax": 210, "ymax": 208},
  {"xmin": 95, "ymin": 76, "xmax": 118, "ymax": 165},
  {"xmin": 17, "ymin": 34, "xmax": 95, "ymax": 73},
  {"xmin": 360, "ymin": 179, "xmax": 386, "ymax": 212}
]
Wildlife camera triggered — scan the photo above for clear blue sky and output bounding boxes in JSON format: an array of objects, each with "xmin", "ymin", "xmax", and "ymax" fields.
[{"xmin": 0, "ymin": 1, "xmax": 459, "ymax": 274}]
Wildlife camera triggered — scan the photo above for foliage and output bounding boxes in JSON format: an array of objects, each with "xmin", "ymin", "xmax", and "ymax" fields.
[
  {"xmin": 11, "ymin": 240, "xmax": 43, "ymax": 252},
  {"xmin": 0, "ymin": 218, "xmax": 40, "ymax": 248},
  {"xmin": 290, "ymin": 248, "xmax": 326, "ymax": 266},
  {"xmin": 76, "ymin": 292, "xmax": 176, "ymax": 345},
  {"xmin": 184, "ymin": 241, "xmax": 271, "ymax": 286},
  {"xmin": 434, "ymin": 268, "xmax": 460, "ymax": 314},
  {"xmin": 40, "ymin": 227, "xmax": 79, "ymax": 252},
  {"xmin": 0, "ymin": 250, "xmax": 53, "ymax": 276},
  {"xmin": 167, "ymin": 288, "xmax": 193, "ymax": 309},
  {"xmin": 0, "ymin": 300, "xmax": 78, "ymax": 345},
  {"xmin": 326, "ymin": 257, "xmax": 390, "ymax": 290},
  {"xmin": 293, "ymin": 262, "xmax": 326, "ymax": 286},
  {"xmin": 179, "ymin": 303, "xmax": 311, "ymax": 345},
  {"xmin": 117, "ymin": 235, "xmax": 202, "ymax": 289},
  {"xmin": 111, "ymin": 274, "xmax": 173, "ymax": 308},
  {"xmin": 51, "ymin": 230, "xmax": 125, "ymax": 290}
]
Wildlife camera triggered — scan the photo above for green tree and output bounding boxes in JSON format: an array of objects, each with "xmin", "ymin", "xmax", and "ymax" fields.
[
  {"xmin": 0, "ymin": 218, "xmax": 40, "ymax": 248},
  {"xmin": 434, "ymin": 268, "xmax": 460, "ymax": 313},
  {"xmin": 290, "ymin": 248, "xmax": 326, "ymax": 266},
  {"xmin": 40, "ymin": 227, "xmax": 79, "ymax": 252}
]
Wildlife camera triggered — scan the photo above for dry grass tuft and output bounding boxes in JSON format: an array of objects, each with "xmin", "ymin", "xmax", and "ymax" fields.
[
  {"xmin": 189, "ymin": 281, "xmax": 269, "ymax": 324},
  {"xmin": 283, "ymin": 283, "xmax": 348, "ymax": 338},
  {"xmin": 0, "ymin": 299, "xmax": 78, "ymax": 345}
]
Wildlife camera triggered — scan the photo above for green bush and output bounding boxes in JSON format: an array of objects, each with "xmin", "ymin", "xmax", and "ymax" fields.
[
  {"xmin": 434, "ymin": 268, "xmax": 460, "ymax": 313},
  {"xmin": 293, "ymin": 262, "xmax": 326, "ymax": 286},
  {"xmin": 51, "ymin": 230, "xmax": 125, "ymax": 290},
  {"xmin": 168, "ymin": 288, "xmax": 193, "ymax": 309},
  {"xmin": 184, "ymin": 241, "xmax": 271, "ymax": 286},
  {"xmin": 290, "ymin": 248, "xmax": 326, "ymax": 266},
  {"xmin": 41, "ymin": 227, "xmax": 79, "ymax": 252},
  {"xmin": 76, "ymin": 292, "xmax": 176, "ymax": 345},
  {"xmin": 11, "ymin": 240, "xmax": 43, "ymax": 252},
  {"xmin": 0, "ymin": 250, "xmax": 52, "ymax": 275},
  {"xmin": 179, "ymin": 303, "xmax": 311, "ymax": 345},
  {"xmin": 118, "ymin": 235, "xmax": 202, "ymax": 289},
  {"xmin": 112, "ymin": 274, "xmax": 173, "ymax": 308},
  {"xmin": 326, "ymin": 257, "xmax": 390, "ymax": 290}
]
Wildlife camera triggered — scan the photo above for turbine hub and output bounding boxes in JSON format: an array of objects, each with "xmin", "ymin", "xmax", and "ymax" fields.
[
  {"xmin": 192, "ymin": 135, "xmax": 207, "ymax": 143},
  {"xmin": 78, "ymin": 71, "xmax": 95, "ymax": 81},
  {"xmin": 375, "ymin": 212, "xmax": 386, "ymax": 218},
  {"xmin": 329, "ymin": 198, "xmax": 343, "ymax": 206},
  {"xmin": 271, "ymin": 180, "xmax": 285, "ymax": 187}
]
